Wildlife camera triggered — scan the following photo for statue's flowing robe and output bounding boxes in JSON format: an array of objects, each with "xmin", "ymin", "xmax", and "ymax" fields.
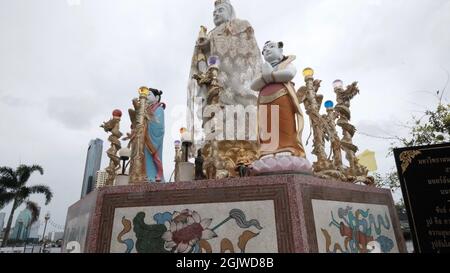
[
  {"xmin": 257, "ymin": 56, "xmax": 306, "ymax": 158},
  {"xmin": 187, "ymin": 19, "xmax": 263, "ymax": 146},
  {"xmin": 145, "ymin": 103, "xmax": 165, "ymax": 182}
]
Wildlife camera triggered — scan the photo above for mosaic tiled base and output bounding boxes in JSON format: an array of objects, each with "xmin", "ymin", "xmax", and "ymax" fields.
[{"xmin": 63, "ymin": 174, "xmax": 407, "ymax": 253}]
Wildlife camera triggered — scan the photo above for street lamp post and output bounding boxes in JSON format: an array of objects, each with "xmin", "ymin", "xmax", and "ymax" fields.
[
  {"xmin": 129, "ymin": 87, "xmax": 150, "ymax": 184},
  {"xmin": 323, "ymin": 100, "xmax": 344, "ymax": 171},
  {"xmin": 41, "ymin": 212, "xmax": 50, "ymax": 253},
  {"xmin": 302, "ymin": 68, "xmax": 331, "ymax": 172},
  {"xmin": 173, "ymin": 140, "xmax": 182, "ymax": 182},
  {"xmin": 180, "ymin": 128, "xmax": 192, "ymax": 162},
  {"xmin": 119, "ymin": 147, "xmax": 131, "ymax": 175}
]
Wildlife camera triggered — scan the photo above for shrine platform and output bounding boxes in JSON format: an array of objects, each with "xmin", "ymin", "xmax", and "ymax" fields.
[{"xmin": 63, "ymin": 174, "xmax": 407, "ymax": 253}]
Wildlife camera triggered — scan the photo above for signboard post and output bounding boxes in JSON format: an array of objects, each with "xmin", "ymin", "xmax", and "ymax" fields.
[{"xmin": 394, "ymin": 143, "xmax": 450, "ymax": 253}]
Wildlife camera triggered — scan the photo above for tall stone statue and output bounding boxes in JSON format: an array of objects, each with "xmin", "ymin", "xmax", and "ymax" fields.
[
  {"xmin": 250, "ymin": 41, "xmax": 312, "ymax": 175},
  {"xmin": 186, "ymin": 0, "xmax": 263, "ymax": 178},
  {"xmin": 196, "ymin": 0, "xmax": 262, "ymax": 106},
  {"xmin": 187, "ymin": 0, "xmax": 263, "ymax": 145}
]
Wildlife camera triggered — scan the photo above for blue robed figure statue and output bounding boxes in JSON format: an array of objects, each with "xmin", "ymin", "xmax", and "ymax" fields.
[{"xmin": 144, "ymin": 89, "xmax": 166, "ymax": 182}]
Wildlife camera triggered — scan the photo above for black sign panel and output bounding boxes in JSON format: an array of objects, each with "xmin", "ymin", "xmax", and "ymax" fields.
[{"xmin": 394, "ymin": 143, "xmax": 450, "ymax": 253}]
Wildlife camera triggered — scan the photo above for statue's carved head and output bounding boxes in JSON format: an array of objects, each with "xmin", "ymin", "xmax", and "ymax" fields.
[
  {"xmin": 262, "ymin": 41, "xmax": 284, "ymax": 64},
  {"xmin": 148, "ymin": 88, "xmax": 163, "ymax": 103},
  {"xmin": 213, "ymin": 0, "xmax": 236, "ymax": 27}
]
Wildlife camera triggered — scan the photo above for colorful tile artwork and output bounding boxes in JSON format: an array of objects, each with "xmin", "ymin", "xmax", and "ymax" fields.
[
  {"xmin": 312, "ymin": 200, "xmax": 399, "ymax": 253},
  {"xmin": 110, "ymin": 200, "xmax": 278, "ymax": 253}
]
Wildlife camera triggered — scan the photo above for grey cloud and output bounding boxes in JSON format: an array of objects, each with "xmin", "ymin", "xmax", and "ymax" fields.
[
  {"xmin": 0, "ymin": 94, "xmax": 31, "ymax": 107},
  {"xmin": 47, "ymin": 96, "xmax": 102, "ymax": 130}
]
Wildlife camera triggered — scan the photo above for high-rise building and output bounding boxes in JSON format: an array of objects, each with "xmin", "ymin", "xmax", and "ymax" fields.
[
  {"xmin": 48, "ymin": 231, "xmax": 64, "ymax": 242},
  {"xmin": 28, "ymin": 220, "xmax": 41, "ymax": 240},
  {"xmin": 10, "ymin": 207, "xmax": 40, "ymax": 241},
  {"xmin": 0, "ymin": 212, "xmax": 5, "ymax": 231},
  {"xmin": 95, "ymin": 170, "xmax": 108, "ymax": 188},
  {"xmin": 81, "ymin": 138, "xmax": 103, "ymax": 198}
]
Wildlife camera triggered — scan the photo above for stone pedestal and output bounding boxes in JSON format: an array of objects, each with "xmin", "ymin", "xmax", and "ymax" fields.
[
  {"xmin": 63, "ymin": 174, "xmax": 406, "ymax": 253},
  {"xmin": 114, "ymin": 175, "xmax": 129, "ymax": 186},
  {"xmin": 176, "ymin": 162, "xmax": 194, "ymax": 182}
]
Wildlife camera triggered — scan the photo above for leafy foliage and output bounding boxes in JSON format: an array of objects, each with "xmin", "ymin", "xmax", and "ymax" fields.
[
  {"xmin": 374, "ymin": 169, "xmax": 400, "ymax": 192},
  {"xmin": 396, "ymin": 104, "xmax": 450, "ymax": 148},
  {"xmin": 375, "ymin": 103, "xmax": 450, "ymax": 191},
  {"xmin": 0, "ymin": 164, "xmax": 53, "ymax": 246},
  {"xmin": 26, "ymin": 201, "xmax": 40, "ymax": 226}
]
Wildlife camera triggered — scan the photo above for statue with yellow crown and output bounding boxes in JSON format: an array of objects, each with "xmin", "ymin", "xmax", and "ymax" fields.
[{"xmin": 126, "ymin": 87, "xmax": 166, "ymax": 183}]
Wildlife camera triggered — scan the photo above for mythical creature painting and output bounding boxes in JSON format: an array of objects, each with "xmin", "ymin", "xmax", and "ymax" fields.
[
  {"xmin": 312, "ymin": 200, "xmax": 399, "ymax": 253},
  {"xmin": 111, "ymin": 202, "xmax": 276, "ymax": 253}
]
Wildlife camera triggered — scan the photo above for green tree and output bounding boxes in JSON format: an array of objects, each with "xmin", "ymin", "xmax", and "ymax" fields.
[
  {"xmin": 374, "ymin": 170, "xmax": 401, "ymax": 191},
  {"xmin": 0, "ymin": 165, "xmax": 53, "ymax": 247},
  {"xmin": 374, "ymin": 103, "xmax": 450, "ymax": 190},
  {"xmin": 396, "ymin": 103, "xmax": 450, "ymax": 147},
  {"xmin": 24, "ymin": 200, "xmax": 40, "ymax": 241}
]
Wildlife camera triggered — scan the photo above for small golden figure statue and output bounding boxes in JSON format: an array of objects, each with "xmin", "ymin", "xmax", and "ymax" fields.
[
  {"xmin": 235, "ymin": 147, "xmax": 253, "ymax": 177},
  {"xmin": 298, "ymin": 68, "xmax": 334, "ymax": 174},
  {"xmin": 322, "ymin": 100, "xmax": 344, "ymax": 172},
  {"xmin": 333, "ymin": 81, "xmax": 374, "ymax": 185},
  {"xmin": 101, "ymin": 109, "xmax": 123, "ymax": 186}
]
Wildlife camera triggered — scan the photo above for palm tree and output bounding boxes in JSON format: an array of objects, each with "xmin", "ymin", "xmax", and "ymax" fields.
[
  {"xmin": 0, "ymin": 165, "xmax": 53, "ymax": 247},
  {"xmin": 24, "ymin": 200, "xmax": 40, "ymax": 242}
]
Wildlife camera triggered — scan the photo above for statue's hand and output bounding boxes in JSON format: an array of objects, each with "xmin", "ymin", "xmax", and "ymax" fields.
[
  {"xmin": 196, "ymin": 37, "xmax": 210, "ymax": 49},
  {"xmin": 297, "ymin": 86, "xmax": 307, "ymax": 102},
  {"xmin": 132, "ymin": 98, "xmax": 140, "ymax": 110},
  {"xmin": 262, "ymin": 62, "xmax": 274, "ymax": 83}
]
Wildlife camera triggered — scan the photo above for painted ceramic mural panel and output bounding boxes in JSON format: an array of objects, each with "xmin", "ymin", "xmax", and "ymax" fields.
[
  {"xmin": 312, "ymin": 199, "xmax": 399, "ymax": 253},
  {"xmin": 110, "ymin": 200, "xmax": 278, "ymax": 253}
]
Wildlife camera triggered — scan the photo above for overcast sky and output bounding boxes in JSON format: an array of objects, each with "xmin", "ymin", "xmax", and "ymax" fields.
[{"xmin": 0, "ymin": 0, "xmax": 449, "ymax": 235}]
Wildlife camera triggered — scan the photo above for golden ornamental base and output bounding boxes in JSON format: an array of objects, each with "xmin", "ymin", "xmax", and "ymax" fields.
[{"xmin": 202, "ymin": 140, "xmax": 259, "ymax": 179}]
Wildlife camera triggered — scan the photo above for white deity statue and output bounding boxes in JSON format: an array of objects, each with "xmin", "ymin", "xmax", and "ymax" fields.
[
  {"xmin": 250, "ymin": 41, "xmax": 312, "ymax": 175},
  {"xmin": 187, "ymin": 0, "xmax": 263, "ymax": 146}
]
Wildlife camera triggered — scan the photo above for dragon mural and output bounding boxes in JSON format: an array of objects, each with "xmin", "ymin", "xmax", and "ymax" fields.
[
  {"xmin": 116, "ymin": 208, "xmax": 263, "ymax": 253},
  {"xmin": 320, "ymin": 206, "xmax": 395, "ymax": 253}
]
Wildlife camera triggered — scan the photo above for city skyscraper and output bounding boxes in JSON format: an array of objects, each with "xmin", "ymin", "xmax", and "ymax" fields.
[
  {"xmin": 80, "ymin": 138, "xmax": 103, "ymax": 199},
  {"xmin": 10, "ymin": 207, "xmax": 41, "ymax": 242},
  {"xmin": 95, "ymin": 170, "xmax": 108, "ymax": 189},
  {"xmin": 11, "ymin": 207, "xmax": 36, "ymax": 241},
  {"xmin": 28, "ymin": 220, "xmax": 41, "ymax": 241},
  {"xmin": 48, "ymin": 231, "xmax": 64, "ymax": 242}
]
